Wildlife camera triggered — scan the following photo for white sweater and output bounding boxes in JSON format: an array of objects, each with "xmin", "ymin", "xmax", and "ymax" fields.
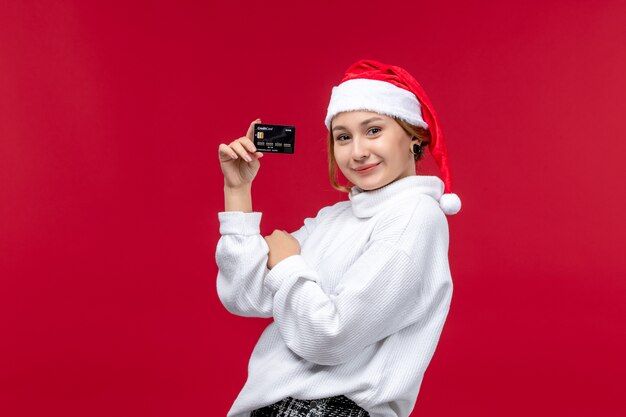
[{"xmin": 215, "ymin": 175, "xmax": 454, "ymax": 417}]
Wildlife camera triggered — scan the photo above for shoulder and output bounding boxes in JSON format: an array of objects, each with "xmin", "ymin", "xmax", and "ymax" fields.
[
  {"xmin": 306, "ymin": 199, "xmax": 350, "ymax": 222},
  {"xmin": 372, "ymin": 194, "xmax": 449, "ymax": 248},
  {"xmin": 301, "ymin": 199, "xmax": 350, "ymax": 230}
]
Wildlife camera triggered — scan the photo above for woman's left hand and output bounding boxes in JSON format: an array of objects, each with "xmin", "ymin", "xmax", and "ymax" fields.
[{"xmin": 264, "ymin": 230, "xmax": 301, "ymax": 269}]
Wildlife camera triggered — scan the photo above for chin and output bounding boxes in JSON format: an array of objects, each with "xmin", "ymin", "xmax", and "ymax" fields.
[{"xmin": 351, "ymin": 176, "xmax": 390, "ymax": 191}]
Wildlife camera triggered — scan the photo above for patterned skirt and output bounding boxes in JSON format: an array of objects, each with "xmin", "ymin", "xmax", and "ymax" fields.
[{"xmin": 250, "ymin": 394, "xmax": 370, "ymax": 417}]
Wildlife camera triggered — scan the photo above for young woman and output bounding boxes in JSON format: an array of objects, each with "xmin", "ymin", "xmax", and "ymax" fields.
[{"xmin": 216, "ymin": 59, "xmax": 461, "ymax": 417}]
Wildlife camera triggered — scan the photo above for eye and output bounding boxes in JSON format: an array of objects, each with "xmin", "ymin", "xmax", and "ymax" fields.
[
  {"xmin": 335, "ymin": 134, "xmax": 350, "ymax": 142},
  {"xmin": 367, "ymin": 127, "xmax": 382, "ymax": 135}
]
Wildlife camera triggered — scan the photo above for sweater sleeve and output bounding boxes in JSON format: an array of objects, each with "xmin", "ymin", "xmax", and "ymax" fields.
[
  {"xmin": 264, "ymin": 203, "xmax": 453, "ymax": 366},
  {"xmin": 214, "ymin": 207, "xmax": 328, "ymax": 318},
  {"xmin": 215, "ymin": 211, "xmax": 273, "ymax": 318}
]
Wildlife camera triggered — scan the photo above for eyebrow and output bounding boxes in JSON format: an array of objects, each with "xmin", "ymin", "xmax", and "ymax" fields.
[{"xmin": 332, "ymin": 117, "xmax": 384, "ymax": 132}]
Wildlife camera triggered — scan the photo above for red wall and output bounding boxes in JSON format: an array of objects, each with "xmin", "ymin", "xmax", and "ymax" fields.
[{"xmin": 1, "ymin": 1, "xmax": 625, "ymax": 416}]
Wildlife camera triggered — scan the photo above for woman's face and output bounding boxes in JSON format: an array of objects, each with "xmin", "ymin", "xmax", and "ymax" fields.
[{"xmin": 331, "ymin": 111, "xmax": 418, "ymax": 191}]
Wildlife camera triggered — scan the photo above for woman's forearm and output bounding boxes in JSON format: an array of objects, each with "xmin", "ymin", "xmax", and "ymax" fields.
[{"xmin": 224, "ymin": 184, "xmax": 253, "ymax": 212}]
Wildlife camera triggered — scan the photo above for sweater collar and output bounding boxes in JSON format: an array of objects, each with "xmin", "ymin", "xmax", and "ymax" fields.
[{"xmin": 348, "ymin": 175, "xmax": 444, "ymax": 218}]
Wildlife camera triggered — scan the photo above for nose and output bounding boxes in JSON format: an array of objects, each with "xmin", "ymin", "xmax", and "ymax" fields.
[{"xmin": 351, "ymin": 136, "xmax": 369, "ymax": 160}]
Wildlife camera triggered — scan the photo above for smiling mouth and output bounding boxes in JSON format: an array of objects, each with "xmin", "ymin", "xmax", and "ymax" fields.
[{"xmin": 353, "ymin": 163, "xmax": 380, "ymax": 173}]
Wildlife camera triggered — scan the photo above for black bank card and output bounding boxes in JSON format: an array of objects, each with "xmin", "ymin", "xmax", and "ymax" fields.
[{"xmin": 253, "ymin": 123, "xmax": 296, "ymax": 154}]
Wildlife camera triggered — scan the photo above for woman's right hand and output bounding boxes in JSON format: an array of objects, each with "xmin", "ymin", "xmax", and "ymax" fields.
[{"xmin": 218, "ymin": 118, "xmax": 265, "ymax": 189}]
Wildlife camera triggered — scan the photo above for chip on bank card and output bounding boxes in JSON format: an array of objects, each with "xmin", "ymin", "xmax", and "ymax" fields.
[{"xmin": 253, "ymin": 123, "xmax": 296, "ymax": 154}]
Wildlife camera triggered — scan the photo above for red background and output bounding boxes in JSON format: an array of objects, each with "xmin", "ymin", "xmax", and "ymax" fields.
[{"xmin": 1, "ymin": 1, "xmax": 625, "ymax": 416}]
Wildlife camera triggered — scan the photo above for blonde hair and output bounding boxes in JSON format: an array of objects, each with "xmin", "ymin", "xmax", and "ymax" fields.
[{"xmin": 326, "ymin": 116, "xmax": 432, "ymax": 193}]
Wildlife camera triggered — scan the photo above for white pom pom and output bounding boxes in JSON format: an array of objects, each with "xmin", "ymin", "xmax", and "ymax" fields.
[{"xmin": 439, "ymin": 193, "xmax": 461, "ymax": 215}]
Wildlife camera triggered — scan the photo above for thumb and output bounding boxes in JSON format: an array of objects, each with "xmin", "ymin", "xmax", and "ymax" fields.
[{"xmin": 246, "ymin": 118, "xmax": 262, "ymax": 140}]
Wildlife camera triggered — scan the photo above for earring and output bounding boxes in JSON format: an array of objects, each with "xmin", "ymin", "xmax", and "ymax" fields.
[{"xmin": 412, "ymin": 143, "xmax": 424, "ymax": 158}]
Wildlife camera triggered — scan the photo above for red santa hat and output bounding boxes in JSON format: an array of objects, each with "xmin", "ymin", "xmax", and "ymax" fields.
[{"xmin": 325, "ymin": 58, "xmax": 461, "ymax": 215}]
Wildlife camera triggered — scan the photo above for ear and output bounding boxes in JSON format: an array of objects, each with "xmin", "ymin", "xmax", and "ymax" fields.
[{"xmin": 410, "ymin": 136, "xmax": 422, "ymax": 146}]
